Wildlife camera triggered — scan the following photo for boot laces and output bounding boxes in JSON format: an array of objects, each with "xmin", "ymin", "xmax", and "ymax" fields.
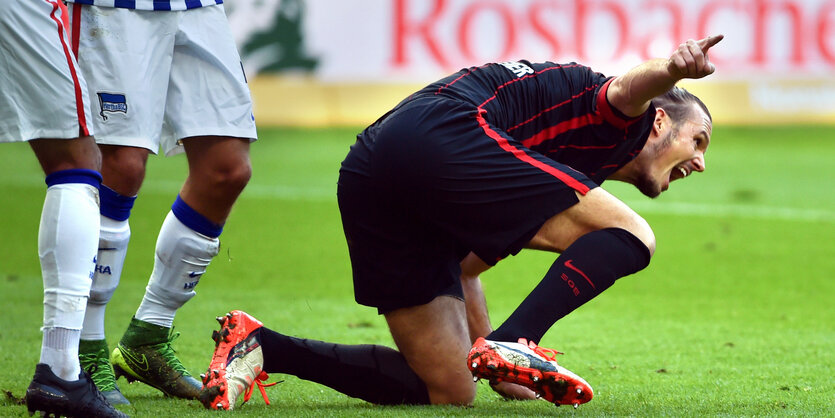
[
  {"xmin": 241, "ymin": 371, "xmax": 280, "ymax": 406},
  {"xmin": 151, "ymin": 329, "xmax": 190, "ymax": 376},
  {"xmin": 518, "ymin": 338, "xmax": 563, "ymax": 362},
  {"xmin": 79, "ymin": 347, "xmax": 118, "ymax": 391}
]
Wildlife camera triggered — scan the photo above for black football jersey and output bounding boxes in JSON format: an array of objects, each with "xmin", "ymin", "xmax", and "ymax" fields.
[{"xmin": 414, "ymin": 61, "xmax": 655, "ymax": 184}]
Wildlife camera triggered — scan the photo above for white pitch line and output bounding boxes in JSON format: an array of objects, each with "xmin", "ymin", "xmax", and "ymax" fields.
[
  {"xmin": 159, "ymin": 180, "xmax": 835, "ymax": 224},
  {"xmin": 3, "ymin": 177, "xmax": 833, "ymax": 224},
  {"xmin": 624, "ymin": 201, "xmax": 835, "ymax": 224}
]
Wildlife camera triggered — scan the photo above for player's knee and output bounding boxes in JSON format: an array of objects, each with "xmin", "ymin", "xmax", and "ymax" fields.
[
  {"xmin": 427, "ymin": 377, "xmax": 476, "ymax": 406},
  {"xmin": 205, "ymin": 158, "xmax": 252, "ymax": 195},
  {"xmin": 626, "ymin": 216, "xmax": 656, "ymax": 257},
  {"xmin": 423, "ymin": 362, "xmax": 477, "ymax": 405},
  {"xmin": 101, "ymin": 146, "xmax": 148, "ymax": 192}
]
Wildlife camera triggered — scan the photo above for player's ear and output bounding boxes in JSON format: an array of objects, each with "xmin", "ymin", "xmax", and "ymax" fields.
[{"xmin": 652, "ymin": 107, "xmax": 668, "ymax": 134}]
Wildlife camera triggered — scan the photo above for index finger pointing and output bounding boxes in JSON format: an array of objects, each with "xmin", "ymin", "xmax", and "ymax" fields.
[{"xmin": 697, "ymin": 34, "xmax": 724, "ymax": 53}]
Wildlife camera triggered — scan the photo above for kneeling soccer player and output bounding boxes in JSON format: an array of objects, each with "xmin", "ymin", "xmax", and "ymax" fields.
[{"xmin": 199, "ymin": 34, "xmax": 721, "ymax": 409}]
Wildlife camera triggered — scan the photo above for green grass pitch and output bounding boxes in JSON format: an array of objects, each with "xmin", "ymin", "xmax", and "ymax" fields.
[{"xmin": 1, "ymin": 126, "xmax": 833, "ymax": 416}]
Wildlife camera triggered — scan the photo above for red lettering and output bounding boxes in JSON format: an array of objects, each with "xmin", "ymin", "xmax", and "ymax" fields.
[
  {"xmin": 575, "ymin": 0, "xmax": 630, "ymax": 62},
  {"xmin": 458, "ymin": 2, "xmax": 517, "ymax": 62},
  {"xmin": 560, "ymin": 273, "xmax": 580, "ymax": 296},
  {"xmin": 528, "ymin": 1, "xmax": 563, "ymax": 58},
  {"xmin": 818, "ymin": 2, "xmax": 835, "ymax": 63},
  {"xmin": 697, "ymin": 0, "xmax": 737, "ymax": 66},
  {"xmin": 639, "ymin": 0, "xmax": 684, "ymax": 60},
  {"xmin": 392, "ymin": 0, "xmax": 449, "ymax": 68},
  {"xmin": 752, "ymin": 0, "xmax": 804, "ymax": 65},
  {"xmin": 388, "ymin": 0, "xmax": 835, "ymax": 78}
]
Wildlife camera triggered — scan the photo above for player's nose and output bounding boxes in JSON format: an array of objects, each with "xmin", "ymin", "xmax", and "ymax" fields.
[{"xmin": 691, "ymin": 153, "xmax": 706, "ymax": 172}]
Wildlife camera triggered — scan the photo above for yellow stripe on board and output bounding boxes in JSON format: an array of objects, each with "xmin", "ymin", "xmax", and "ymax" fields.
[{"xmin": 249, "ymin": 76, "xmax": 835, "ymax": 127}]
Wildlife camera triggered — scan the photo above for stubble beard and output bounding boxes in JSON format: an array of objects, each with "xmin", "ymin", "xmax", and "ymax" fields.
[{"xmin": 634, "ymin": 129, "xmax": 675, "ymax": 198}]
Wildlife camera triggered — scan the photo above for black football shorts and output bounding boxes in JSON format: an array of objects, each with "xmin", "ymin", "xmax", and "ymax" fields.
[{"xmin": 338, "ymin": 96, "xmax": 598, "ymax": 313}]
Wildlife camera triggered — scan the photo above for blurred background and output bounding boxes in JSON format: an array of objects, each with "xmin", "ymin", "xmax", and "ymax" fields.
[
  {"xmin": 228, "ymin": 0, "xmax": 835, "ymax": 127},
  {"xmin": 2, "ymin": 2, "xmax": 833, "ymax": 414}
]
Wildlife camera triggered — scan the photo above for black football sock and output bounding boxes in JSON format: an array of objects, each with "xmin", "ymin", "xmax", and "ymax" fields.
[
  {"xmin": 259, "ymin": 327, "xmax": 430, "ymax": 405},
  {"xmin": 488, "ymin": 228, "xmax": 651, "ymax": 344}
]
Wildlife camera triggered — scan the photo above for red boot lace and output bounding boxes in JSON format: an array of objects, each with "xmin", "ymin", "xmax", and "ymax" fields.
[
  {"xmin": 518, "ymin": 338, "xmax": 563, "ymax": 362},
  {"xmin": 242, "ymin": 371, "xmax": 279, "ymax": 406}
]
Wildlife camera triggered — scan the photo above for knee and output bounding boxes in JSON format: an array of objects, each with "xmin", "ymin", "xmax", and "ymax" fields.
[
  {"xmin": 627, "ymin": 217, "xmax": 656, "ymax": 257},
  {"xmin": 423, "ymin": 366, "xmax": 477, "ymax": 405},
  {"xmin": 101, "ymin": 146, "xmax": 149, "ymax": 194},
  {"xmin": 203, "ymin": 157, "xmax": 252, "ymax": 196},
  {"xmin": 428, "ymin": 378, "xmax": 476, "ymax": 406}
]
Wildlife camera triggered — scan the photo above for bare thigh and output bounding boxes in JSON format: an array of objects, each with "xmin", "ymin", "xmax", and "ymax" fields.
[
  {"xmin": 528, "ymin": 187, "xmax": 656, "ymax": 255},
  {"xmin": 385, "ymin": 295, "xmax": 476, "ymax": 405}
]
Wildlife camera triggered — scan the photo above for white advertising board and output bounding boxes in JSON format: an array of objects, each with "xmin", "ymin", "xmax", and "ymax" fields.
[{"xmin": 226, "ymin": 0, "xmax": 835, "ymax": 125}]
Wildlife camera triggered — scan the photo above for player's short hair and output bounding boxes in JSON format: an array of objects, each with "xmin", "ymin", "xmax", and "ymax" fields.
[{"xmin": 652, "ymin": 87, "xmax": 712, "ymax": 125}]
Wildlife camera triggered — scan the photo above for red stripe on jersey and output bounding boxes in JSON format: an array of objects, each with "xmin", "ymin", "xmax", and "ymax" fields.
[
  {"xmin": 436, "ymin": 69, "xmax": 473, "ymax": 95},
  {"xmin": 478, "ymin": 64, "xmax": 584, "ymax": 109},
  {"xmin": 506, "ymin": 85, "xmax": 597, "ymax": 133},
  {"xmin": 476, "ymin": 109, "xmax": 590, "ymax": 196},
  {"xmin": 46, "ymin": 0, "xmax": 89, "ymax": 136},
  {"xmin": 435, "ymin": 65, "xmax": 489, "ymax": 95},
  {"xmin": 596, "ymin": 78, "xmax": 645, "ymax": 130},
  {"xmin": 520, "ymin": 113, "xmax": 603, "ymax": 148}
]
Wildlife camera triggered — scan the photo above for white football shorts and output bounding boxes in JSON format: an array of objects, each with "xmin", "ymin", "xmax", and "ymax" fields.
[
  {"xmin": 0, "ymin": 0, "xmax": 93, "ymax": 142},
  {"xmin": 68, "ymin": 3, "xmax": 257, "ymax": 156}
]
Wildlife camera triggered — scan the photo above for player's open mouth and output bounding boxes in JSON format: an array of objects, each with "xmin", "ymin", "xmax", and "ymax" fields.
[{"xmin": 670, "ymin": 165, "xmax": 689, "ymax": 182}]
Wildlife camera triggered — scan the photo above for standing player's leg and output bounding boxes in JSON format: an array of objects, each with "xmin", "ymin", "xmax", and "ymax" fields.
[
  {"xmin": 67, "ymin": 3, "xmax": 166, "ymax": 402},
  {"xmin": 68, "ymin": 2, "xmax": 254, "ymax": 398},
  {"xmin": 26, "ymin": 138, "xmax": 129, "ymax": 418},
  {"xmin": 111, "ymin": 3, "xmax": 257, "ymax": 399},
  {"xmin": 29, "ymin": 137, "xmax": 102, "ymax": 382},
  {"xmin": 111, "ymin": 137, "xmax": 250, "ymax": 400},
  {"xmin": 79, "ymin": 145, "xmax": 146, "ymax": 406},
  {"xmin": 0, "ymin": 0, "xmax": 123, "ymax": 415},
  {"xmin": 130, "ymin": 136, "xmax": 250, "ymax": 327},
  {"xmin": 66, "ymin": 2, "xmax": 173, "ymax": 401}
]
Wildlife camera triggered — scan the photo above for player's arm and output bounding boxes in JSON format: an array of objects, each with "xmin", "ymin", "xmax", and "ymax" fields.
[
  {"xmin": 607, "ymin": 34, "xmax": 723, "ymax": 117},
  {"xmin": 460, "ymin": 252, "xmax": 538, "ymax": 401},
  {"xmin": 460, "ymin": 252, "xmax": 493, "ymax": 343}
]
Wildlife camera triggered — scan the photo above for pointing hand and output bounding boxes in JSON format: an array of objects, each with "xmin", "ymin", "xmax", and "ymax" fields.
[{"xmin": 667, "ymin": 34, "xmax": 724, "ymax": 80}]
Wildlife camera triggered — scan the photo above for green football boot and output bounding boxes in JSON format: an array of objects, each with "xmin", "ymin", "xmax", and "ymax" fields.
[
  {"xmin": 111, "ymin": 317, "xmax": 202, "ymax": 399},
  {"xmin": 78, "ymin": 339, "xmax": 131, "ymax": 405}
]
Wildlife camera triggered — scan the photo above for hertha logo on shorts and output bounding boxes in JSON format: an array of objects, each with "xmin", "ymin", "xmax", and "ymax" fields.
[{"xmin": 97, "ymin": 92, "xmax": 128, "ymax": 120}]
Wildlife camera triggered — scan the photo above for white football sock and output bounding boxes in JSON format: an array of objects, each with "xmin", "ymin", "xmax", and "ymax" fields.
[
  {"xmin": 135, "ymin": 211, "xmax": 219, "ymax": 328},
  {"xmin": 40, "ymin": 327, "xmax": 82, "ymax": 381},
  {"xmin": 38, "ymin": 182, "xmax": 100, "ymax": 380},
  {"xmin": 81, "ymin": 216, "xmax": 130, "ymax": 341}
]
